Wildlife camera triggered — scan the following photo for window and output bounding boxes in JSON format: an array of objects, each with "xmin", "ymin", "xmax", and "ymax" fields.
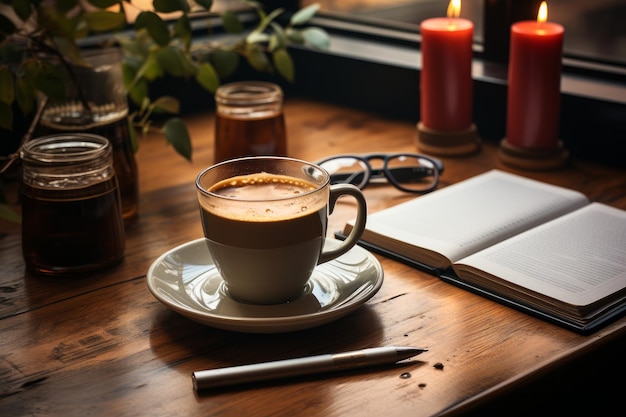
[
  {"xmin": 301, "ymin": 0, "xmax": 626, "ymax": 68},
  {"xmin": 282, "ymin": 0, "xmax": 625, "ymax": 167},
  {"xmin": 62, "ymin": 0, "xmax": 623, "ymax": 165}
]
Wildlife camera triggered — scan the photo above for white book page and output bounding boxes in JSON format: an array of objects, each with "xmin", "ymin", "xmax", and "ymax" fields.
[
  {"xmin": 362, "ymin": 170, "xmax": 589, "ymax": 264},
  {"xmin": 454, "ymin": 203, "xmax": 626, "ymax": 306}
]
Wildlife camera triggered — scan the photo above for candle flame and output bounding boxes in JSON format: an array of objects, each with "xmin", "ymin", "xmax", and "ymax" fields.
[
  {"xmin": 537, "ymin": 1, "xmax": 548, "ymax": 23},
  {"xmin": 447, "ymin": 0, "xmax": 461, "ymax": 18}
]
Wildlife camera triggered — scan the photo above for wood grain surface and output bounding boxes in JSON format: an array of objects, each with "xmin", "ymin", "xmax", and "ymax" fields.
[{"xmin": 1, "ymin": 98, "xmax": 625, "ymax": 417}]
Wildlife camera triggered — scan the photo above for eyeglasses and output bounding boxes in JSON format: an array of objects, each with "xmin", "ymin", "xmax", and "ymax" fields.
[{"xmin": 316, "ymin": 153, "xmax": 443, "ymax": 193}]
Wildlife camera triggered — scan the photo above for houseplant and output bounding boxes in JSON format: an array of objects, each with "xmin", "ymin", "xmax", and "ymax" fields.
[{"xmin": 0, "ymin": 0, "xmax": 329, "ymax": 221}]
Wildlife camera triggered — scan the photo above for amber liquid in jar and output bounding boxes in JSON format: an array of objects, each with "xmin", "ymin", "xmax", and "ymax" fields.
[
  {"xmin": 21, "ymin": 182, "xmax": 126, "ymax": 275},
  {"xmin": 214, "ymin": 81, "xmax": 287, "ymax": 163},
  {"xmin": 37, "ymin": 116, "xmax": 139, "ymax": 223},
  {"xmin": 20, "ymin": 134, "xmax": 126, "ymax": 275},
  {"xmin": 214, "ymin": 113, "xmax": 287, "ymax": 162}
]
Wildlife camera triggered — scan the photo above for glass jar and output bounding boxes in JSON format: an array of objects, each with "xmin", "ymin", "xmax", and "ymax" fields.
[
  {"xmin": 37, "ymin": 47, "xmax": 139, "ymax": 223},
  {"xmin": 20, "ymin": 134, "xmax": 126, "ymax": 275},
  {"xmin": 214, "ymin": 81, "xmax": 287, "ymax": 163}
]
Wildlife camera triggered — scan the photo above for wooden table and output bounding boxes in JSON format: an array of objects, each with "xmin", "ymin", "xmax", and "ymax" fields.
[{"xmin": 2, "ymin": 98, "xmax": 625, "ymax": 416}]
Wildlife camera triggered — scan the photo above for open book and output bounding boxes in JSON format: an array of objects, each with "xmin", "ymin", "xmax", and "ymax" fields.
[{"xmin": 340, "ymin": 170, "xmax": 626, "ymax": 334}]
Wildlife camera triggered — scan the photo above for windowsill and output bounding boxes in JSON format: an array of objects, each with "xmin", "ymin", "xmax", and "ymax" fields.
[
  {"xmin": 151, "ymin": 12, "xmax": 626, "ymax": 167},
  {"xmin": 310, "ymin": 24, "xmax": 626, "ymax": 104},
  {"xmin": 279, "ymin": 17, "xmax": 626, "ymax": 167}
]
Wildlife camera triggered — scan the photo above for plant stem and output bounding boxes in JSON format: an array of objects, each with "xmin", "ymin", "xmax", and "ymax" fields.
[{"xmin": 0, "ymin": 96, "xmax": 47, "ymax": 175}]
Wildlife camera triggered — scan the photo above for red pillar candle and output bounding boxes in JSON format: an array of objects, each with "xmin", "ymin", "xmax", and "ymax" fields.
[
  {"xmin": 420, "ymin": 0, "xmax": 473, "ymax": 131},
  {"xmin": 506, "ymin": 2, "xmax": 564, "ymax": 149}
]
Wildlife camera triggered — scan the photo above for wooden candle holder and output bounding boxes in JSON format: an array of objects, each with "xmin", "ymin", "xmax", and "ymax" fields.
[
  {"xmin": 498, "ymin": 138, "xmax": 568, "ymax": 170},
  {"xmin": 416, "ymin": 122, "xmax": 481, "ymax": 156}
]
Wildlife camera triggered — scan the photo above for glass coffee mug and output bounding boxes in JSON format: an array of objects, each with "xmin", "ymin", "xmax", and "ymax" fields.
[
  {"xmin": 195, "ymin": 156, "xmax": 367, "ymax": 305},
  {"xmin": 20, "ymin": 133, "xmax": 126, "ymax": 275}
]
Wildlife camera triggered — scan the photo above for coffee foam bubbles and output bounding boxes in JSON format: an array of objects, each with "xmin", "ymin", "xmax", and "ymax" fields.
[{"xmin": 201, "ymin": 172, "xmax": 327, "ymax": 221}]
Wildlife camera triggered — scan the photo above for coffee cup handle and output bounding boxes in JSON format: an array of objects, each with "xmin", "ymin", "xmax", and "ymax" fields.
[{"xmin": 318, "ymin": 183, "xmax": 367, "ymax": 264}]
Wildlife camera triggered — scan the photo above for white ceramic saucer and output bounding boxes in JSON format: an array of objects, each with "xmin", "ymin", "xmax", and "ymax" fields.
[{"xmin": 146, "ymin": 238, "xmax": 384, "ymax": 333}]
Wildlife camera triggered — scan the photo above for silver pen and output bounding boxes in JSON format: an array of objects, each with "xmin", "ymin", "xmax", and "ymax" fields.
[{"xmin": 192, "ymin": 346, "xmax": 427, "ymax": 391}]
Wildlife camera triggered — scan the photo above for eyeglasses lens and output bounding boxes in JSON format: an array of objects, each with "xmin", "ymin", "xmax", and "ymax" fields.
[
  {"xmin": 386, "ymin": 155, "xmax": 437, "ymax": 192},
  {"xmin": 320, "ymin": 157, "xmax": 368, "ymax": 188}
]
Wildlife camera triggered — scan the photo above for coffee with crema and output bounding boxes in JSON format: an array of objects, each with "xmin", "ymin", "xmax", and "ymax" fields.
[
  {"xmin": 200, "ymin": 173, "xmax": 327, "ymax": 250},
  {"xmin": 195, "ymin": 157, "xmax": 367, "ymax": 305}
]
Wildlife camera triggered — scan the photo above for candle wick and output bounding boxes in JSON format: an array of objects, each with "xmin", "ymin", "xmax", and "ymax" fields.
[{"xmin": 537, "ymin": 21, "xmax": 547, "ymax": 36}]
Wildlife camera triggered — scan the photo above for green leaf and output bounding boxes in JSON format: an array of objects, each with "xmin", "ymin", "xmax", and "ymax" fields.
[
  {"xmin": 15, "ymin": 75, "xmax": 36, "ymax": 115},
  {"xmin": 156, "ymin": 46, "xmax": 196, "ymax": 78},
  {"xmin": 195, "ymin": 62, "xmax": 220, "ymax": 93},
  {"xmin": 151, "ymin": 96, "xmax": 180, "ymax": 114},
  {"xmin": 86, "ymin": 0, "xmax": 121, "ymax": 8},
  {"xmin": 173, "ymin": 14, "xmax": 192, "ymax": 49},
  {"xmin": 273, "ymin": 49, "xmax": 293, "ymax": 82},
  {"xmin": 0, "ymin": 203, "xmax": 21, "ymax": 223},
  {"xmin": 53, "ymin": 37, "xmax": 85, "ymax": 65},
  {"xmin": 28, "ymin": 61, "xmax": 66, "ymax": 100},
  {"xmin": 221, "ymin": 10, "xmax": 243, "ymax": 34},
  {"xmin": 141, "ymin": 55, "xmax": 164, "ymax": 81},
  {"xmin": 139, "ymin": 97, "xmax": 150, "ymax": 115},
  {"xmin": 125, "ymin": 52, "xmax": 162, "ymax": 100},
  {"xmin": 153, "ymin": 0, "xmax": 189, "ymax": 13},
  {"xmin": 121, "ymin": 37, "xmax": 163, "ymax": 83},
  {"xmin": 22, "ymin": 60, "xmax": 40, "ymax": 80},
  {"xmin": 290, "ymin": 3, "xmax": 319, "ymax": 25},
  {"xmin": 0, "ymin": 66, "xmax": 14, "ymax": 104},
  {"xmin": 128, "ymin": 77, "xmax": 148, "ymax": 106},
  {"xmin": 122, "ymin": 60, "xmax": 138, "ymax": 84},
  {"xmin": 0, "ymin": 101, "xmax": 12, "ymax": 130},
  {"xmin": 162, "ymin": 117, "xmax": 192, "ymax": 161},
  {"xmin": 35, "ymin": 75, "xmax": 66, "ymax": 100},
  {"xmin": 84, "ymin": 11, "xmax": 127, "ymax": 32},
  {"xmin": 246, "ymin": 31, "xmax": 269, "ymax": 44},
  {"xmin": 194, "ymin": 0, "xmax": 212, "ymax": 10},
  {"xmin": 117, "ymin": 30, "xmax": 152, "ymax": 60},
  {"xmin": 135, "ymin": 11, "xmax": 170, "ymax": 46},
  {"xmin": 256, "ymin": 8, "xmax": 283, "ymax": 33},
  {"xmin": 301, "ymin": 27, "xmax": 330, "ymax": 50},
  {"xmin": 245, "ymin": 44, "xmax": 271, "ymax": 73},
  {"xmin": 73, "ymin": 17, "xmax": 90, "ymax": 39},
  {"xmin": 210, "ymin": 49, "xmax": 239, "ymax": 79},
  {"xmin": 268, "ymin": 22, "xmax": 287, "ymax": 51},
  {"xmin": 286, "ymin": 28, "xmax": 305, "ymax": 44}
]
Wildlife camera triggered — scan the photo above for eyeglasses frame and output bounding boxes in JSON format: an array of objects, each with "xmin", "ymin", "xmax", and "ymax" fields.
[{"xmin": 316, "ymin": 152, "xmax": 444, "ymax": 194}]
